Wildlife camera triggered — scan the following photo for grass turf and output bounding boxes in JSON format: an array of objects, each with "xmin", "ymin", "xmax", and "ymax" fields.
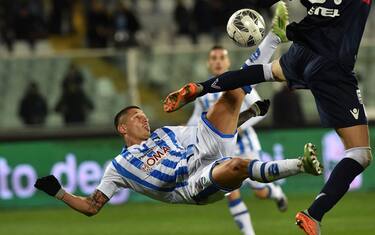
[{"xmin": 0, "ymin": 192, "xmax": 374, "ymax": 235}]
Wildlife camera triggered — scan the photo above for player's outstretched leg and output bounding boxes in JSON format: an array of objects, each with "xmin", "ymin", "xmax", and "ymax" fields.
[
  {"xmin": 249, "ymin": 143, "xmax": 321, "ymax": 212},
  {"xmin": 163, "ymin": 62, "xmax": 277, "ymax": 112},
  {"xmin": 212, "ymin": 143, "xmax": 323, "ymax": 190},
  {"xmin": 296, "ymin": 210, "xmax": 321, "ymax": 235}
]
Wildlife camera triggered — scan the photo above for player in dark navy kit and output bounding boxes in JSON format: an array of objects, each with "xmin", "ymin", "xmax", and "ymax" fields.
[{"xmin": 164, "ymin": 1, "xmax": 372, "ymax": 234}]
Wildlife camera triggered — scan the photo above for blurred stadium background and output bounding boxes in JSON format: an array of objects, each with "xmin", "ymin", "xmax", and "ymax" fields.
[{"xmin": 0, "ymin": 0, "xmax": 374, "ymax": 234}]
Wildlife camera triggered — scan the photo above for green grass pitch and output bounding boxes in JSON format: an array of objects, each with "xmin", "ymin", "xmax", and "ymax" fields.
[{"xmin": 1, "ymin": 192, "xmax": 374, "ymax": 235}]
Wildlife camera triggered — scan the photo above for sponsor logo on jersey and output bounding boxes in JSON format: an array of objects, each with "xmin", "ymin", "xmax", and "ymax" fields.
[
  {"xmin": 144, "ymin": 146, "xmax": 171, "ymax": 168},
  {"xmin": 350, "ymin": 108, "xmax": 360, "ymax": 120},
  {"xmin": 308, "ymin": 6, "xmax": 340, "ymax": 17}
]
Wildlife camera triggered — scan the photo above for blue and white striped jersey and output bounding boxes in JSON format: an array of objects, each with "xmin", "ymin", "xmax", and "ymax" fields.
[
  {"xmin": 98, "ymin": 126, "xmax": 201, "ymax": 203},
  {"xmin": 187, "ymin": 89, "xmax": 264, "ymax": 157}
]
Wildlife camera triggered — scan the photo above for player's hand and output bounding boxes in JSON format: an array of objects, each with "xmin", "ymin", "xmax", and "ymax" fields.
[
  {"xmin": 251, "ymin": 99, "xmax": 271, "ymax": 116},
  {"xmin": 34, "ymin": 175, "xmax": 62, "ymax": 197}
]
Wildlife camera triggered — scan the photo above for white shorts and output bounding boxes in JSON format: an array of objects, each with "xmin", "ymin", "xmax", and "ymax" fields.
[
  {"xmin": 186, "ymin": 113, "xmax": 237, "ymax": 204},
  {"xmin": 188, "ymin": 113, "xmax": 237, "ymax": 172},
  {"xmin": 182, "ymin": 118, "xmax": 269, "ymax": 202}
]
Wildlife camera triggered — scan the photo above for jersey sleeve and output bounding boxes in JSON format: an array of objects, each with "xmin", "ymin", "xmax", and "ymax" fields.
[
  {"xmin": 96, "ymin": 161, "xmax": 129, "ymax": 199},
  {"xmin": 240, "ymin": 89, "xmax": 266, "ymax": 129},
  {"xmin": 186, "ymin": 98, "xmax": 205, "ymax": 126}
]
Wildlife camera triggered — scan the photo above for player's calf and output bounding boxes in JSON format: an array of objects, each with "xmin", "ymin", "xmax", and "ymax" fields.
[
  {"xmin": 305, "ymin": 146, "xmax": 372, "ymax": 222},
  {"xmin": 212, "ymin": 158, "xmax": 249, "ymax": 190}
]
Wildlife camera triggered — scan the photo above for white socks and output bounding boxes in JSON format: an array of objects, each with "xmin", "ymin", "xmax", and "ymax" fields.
[
  {"xmin": 267, "ymin": 183, "xmax": 284, "ymax": 201},
  {"xmin": 244, "ymin": 32, "xmax": 281, "ymax": 67},
  {"xmin": 228, "ymin": 199, "xmax": 256, "ymax": 235},
  {"xmin": 248, "ymin": 159, "xmax": 301, "ymax": 182}
]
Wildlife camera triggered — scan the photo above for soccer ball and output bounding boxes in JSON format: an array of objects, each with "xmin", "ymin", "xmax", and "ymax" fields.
[{"xmin": 226, "ymin": 9, "xmax": 266, "ymax": 47}]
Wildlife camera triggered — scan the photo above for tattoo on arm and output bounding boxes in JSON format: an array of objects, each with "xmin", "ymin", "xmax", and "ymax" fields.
[{"xmin": 87, "ymin": 190, "xmax": 109, "ymax": 213}]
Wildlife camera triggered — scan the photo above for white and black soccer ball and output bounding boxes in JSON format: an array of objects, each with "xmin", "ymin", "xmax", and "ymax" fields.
[{"xmin": 226, "ymin": 9, "xmax": 266, "ymax": 47}]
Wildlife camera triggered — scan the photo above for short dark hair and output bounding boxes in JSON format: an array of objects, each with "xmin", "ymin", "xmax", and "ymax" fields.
[
  {"xmin": 114, "ymin": 105, "xmax": 141, "ymax": 131},
  {"xmin": 210, "ymin": 45, "xmax": 225, "ymax": 52}
]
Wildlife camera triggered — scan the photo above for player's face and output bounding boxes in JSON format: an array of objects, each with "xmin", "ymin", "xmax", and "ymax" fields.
[
  {"xmin": 207, "ymin": 49, "xmax": 231, "ymax": 76},
  {"xmin": 123, "ymin": 108, "xmax": 151, "ymax": 141}
]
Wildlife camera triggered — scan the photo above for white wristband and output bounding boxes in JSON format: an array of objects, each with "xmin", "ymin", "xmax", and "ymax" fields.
[
  {"xmin": 55, "ymin": 188, "xmax": 66, "ymax": 200},
  {"xmin": 249, "ymin": 103, "xmax": 261, "ymax": 116}
]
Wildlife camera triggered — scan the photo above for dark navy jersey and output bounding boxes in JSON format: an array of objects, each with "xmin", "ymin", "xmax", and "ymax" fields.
[{"xmin": 286, "ymin": 0, "xmax": 372, "ymax": 71}]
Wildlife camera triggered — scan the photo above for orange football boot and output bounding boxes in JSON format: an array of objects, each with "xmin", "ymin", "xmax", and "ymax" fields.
[
  {"xmin": 163, "ymin": 83, "xmax": 201, "ymax": 112},
  {"xmin": 296, "ymin": 210, "xmax": 321, "ymax": 235}
]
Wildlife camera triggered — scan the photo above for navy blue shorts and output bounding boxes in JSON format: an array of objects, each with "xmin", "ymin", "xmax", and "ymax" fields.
[{"xmin": 280, "ymin": 43, "xmax": 367, "ymax": 128}]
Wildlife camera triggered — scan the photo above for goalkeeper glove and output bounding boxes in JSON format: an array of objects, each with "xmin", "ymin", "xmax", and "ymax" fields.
[
  {"xmin": 34, "ymin": 175, "xmax": 65, "ymax": 199},
  {"xmin": 250, "ymin": 99, "xmax": 270, "ymax": 116}
]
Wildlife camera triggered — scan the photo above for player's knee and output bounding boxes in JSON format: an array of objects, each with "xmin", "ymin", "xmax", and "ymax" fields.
[
  {"xmin": 226, "ymin": 158, "xmax": 248, "ymax": 173},
  {"xmin": 226, "ymin": 190, "xmax": 241, "ymax": 201},
  {"xmin": 85, "ymin": 207, "xmax": 100, "ymax": 217},
  {"xmin": 345, "ymin": 147, "xmax": 372, "ymax": 169},
  {"xmin": 85, "ymin": 211, "xmax": 98, "ymax": 217},
  {"xmin": 271, "ymin": 61, "xmax": 285, "ymax": 82},
  {"xmin": 254, "ymin": 187, "xmax": 269, "ymax": 199}
]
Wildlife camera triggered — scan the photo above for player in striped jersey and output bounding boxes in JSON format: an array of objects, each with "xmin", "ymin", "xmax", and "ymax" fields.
[
  {"xmin": 35, "ymin": 99, "xmax": 322, "ymax": 217},
  {"xmin": 187, "ymin": 43, "xmax": 287, "ymax": 235}
]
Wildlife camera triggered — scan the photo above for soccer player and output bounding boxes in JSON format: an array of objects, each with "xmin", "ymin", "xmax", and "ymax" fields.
[
  {"xmin": 163, "ymin": 1, "xmax": 373, "ymax": 234},
  {"xmin": 34, "ymin": 68, "xmax": 323, "ymax": 221}
]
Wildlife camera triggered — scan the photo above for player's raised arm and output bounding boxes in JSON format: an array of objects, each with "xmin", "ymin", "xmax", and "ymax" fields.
[{"xmin": 34, "ymin": 175, "xmax": 109, "ymax": 216}]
